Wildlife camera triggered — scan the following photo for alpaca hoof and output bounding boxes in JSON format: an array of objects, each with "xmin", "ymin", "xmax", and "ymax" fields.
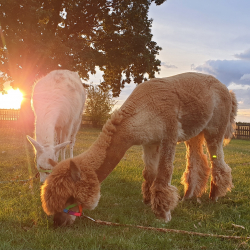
[
  {"xmin": 143, "ymin": 197, "xmax": 151, "ymax": 205},
  {"xmin": 209, "ymin": 195, "xmax": 218, "ymax": 202},
  {"xmin": 155, "ymin": 210, "xmax": 172, "ymax": 223},
  {"xmin": 209, "ymin": 182, "xmax": 219, "ymax": 202},
  {"xmin": 197, "ymin": 197, "xmax": 202, "ymax": 204},
  {"xmin": 209, "ymin": 191, "xmax": 218, "ymax": 202},
  {"xmin": 142, "ymin": 199, "xmax": 151, "ymax": 206},
  {"xmin": 142, "ymin": 181, "xmax": 152, "ymax": 205},
  {"xmin": 182, "ymin": 194, "xmax": 190, "ymax": 201},
  {"xmin": 181, "ymin": 195, "xmax": 189, "ymax": 202},
  {"xmin": 183, "ymin": 188, "xmax": 194, "ymax": 200},
  {"xmin": 164, "ymin": 210, "xmax": 172, "ymax": 223}
]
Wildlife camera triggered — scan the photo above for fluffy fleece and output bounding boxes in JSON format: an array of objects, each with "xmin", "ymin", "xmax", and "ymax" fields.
[
  {"xmin": 181, "ymin": 133, "xmax": 210, "ymax": 198},
  {"xmin": 41, "ymin": 161, "xmax": 100, "ymax": 215},
  {"xmin": 41, "ymin": 72, "xmax": 237, "ymax": 225},
  {"xmin": 27, "ymin": 70, "xmax": 86, "ymax": 182}
]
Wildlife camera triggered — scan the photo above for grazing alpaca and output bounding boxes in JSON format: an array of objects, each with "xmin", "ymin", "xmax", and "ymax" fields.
[
  {"xmin": 27, "ymin": 70, "xmax": 86, "ymax": 183},
  {"xmin": 41, "ymin": 72, "xmax": 237, "ymax": 226}
]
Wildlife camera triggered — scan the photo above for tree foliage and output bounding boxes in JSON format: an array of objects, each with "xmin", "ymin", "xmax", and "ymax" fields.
[
  {"xmin": 84, "ymin": 84, "xmax": 116, "ymax": 127},
  {"xmin": 0, "ymin": 0, "xmax": 165, "ymax": 96}
]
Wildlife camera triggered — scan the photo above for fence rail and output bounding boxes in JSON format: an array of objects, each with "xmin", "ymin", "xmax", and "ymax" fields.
[
  {"xmin": 82, "ymin": 115, "xmax": 92, "ymax": 127},
  {"xmin": 0, "ymin": 109, "xmax": 249, "ymax": 139},
  {"xmin": 0, "ymin": 109, "xmax": 20, "ymax": 121},
  {"xmin": 234, "ymin": 123, "xmax": 250, "ymax": 140}
]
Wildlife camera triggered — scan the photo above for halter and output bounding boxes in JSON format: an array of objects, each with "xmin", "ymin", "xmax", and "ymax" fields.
[{"xmin": 63, "ymin": 203, "xmax": 83, "ymax": 216}]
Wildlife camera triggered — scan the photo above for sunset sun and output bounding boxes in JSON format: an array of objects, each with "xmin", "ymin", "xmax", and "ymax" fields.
[{"xmin": 0, "ymin": 88, "xmax": 23, "ymax": 109}]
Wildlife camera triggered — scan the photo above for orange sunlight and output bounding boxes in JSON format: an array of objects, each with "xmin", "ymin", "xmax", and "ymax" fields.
[{"xmin": 0, "ymin": 88, "xmax": 23, "ymax": 109}]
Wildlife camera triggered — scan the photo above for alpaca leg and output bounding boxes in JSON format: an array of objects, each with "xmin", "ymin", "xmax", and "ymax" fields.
[
  {"xmin": 55, "ymin": 129, "xmax": 62, "ymax": 161},
  {"xmin": 150, "ymin": 140, "xmax": 179, "ymax": 223},
  {"xmin": 142, "ymin": 143, "xmax": 160, "ymax": 204},
  {"xmin": 181, "ymin": 133, "xmax": 210, "ymax": 199},
  {"xmin": 61, "ymin": 148, "xmax": 66, "ymax": 160},
  {"xmin": 69, "ymin": 121, "xmax": 81, "ymax": 158},
  {"xmin": 205, "ymin": 135, "xmax": 233, "ymax": 201},
  {"xmin": 69, "ymin": 136, "xmax": 76, "ymax": 158},
  {"xmin": 60, "ymin": 130, "xmax": 67, "ymax": 160}
]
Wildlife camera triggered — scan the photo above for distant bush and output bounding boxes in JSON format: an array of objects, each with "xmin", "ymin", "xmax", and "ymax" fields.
[{"xmin": 84, "ymin": 85, "xmax": 116, "ymax": 127}]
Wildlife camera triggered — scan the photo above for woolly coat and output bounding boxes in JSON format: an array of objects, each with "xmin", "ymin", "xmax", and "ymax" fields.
[
  {"xmin": 41, "ymin": 72, "xmax": 237, "ymax": 221},
  {"xmin": 29, "ymin": 70, "xmax": 86, "ymax": 183},
  {"xmin": 32, "ymin": 70, "xmax": 85, "ymax": 146}
]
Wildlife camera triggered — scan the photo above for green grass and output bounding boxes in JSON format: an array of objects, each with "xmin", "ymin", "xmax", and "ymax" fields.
[{"xmin": 0, "ymin": 127, "xmax": 250, "ymax": 249}]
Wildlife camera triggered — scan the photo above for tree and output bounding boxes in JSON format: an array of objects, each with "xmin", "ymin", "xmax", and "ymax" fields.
[
  {"xmin": 0, "ymin": 0, "xmax": 166, "ymax": 96},
  {"xmin": 84, "ymin": 84, "xmax": 116, "ymax": 127}
]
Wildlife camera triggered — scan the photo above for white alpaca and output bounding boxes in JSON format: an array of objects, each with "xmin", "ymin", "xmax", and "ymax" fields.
[{"xmin": 27, "ymin": 70, "xmax": 86, "ymax": 182}]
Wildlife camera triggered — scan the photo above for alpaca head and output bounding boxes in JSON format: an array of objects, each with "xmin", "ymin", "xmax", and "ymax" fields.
[
  {"xmin": 27, "ymin": 136, "xmax": 71, "ymax": 182},
  {"xmin": 41, "ymin": 159, "xmax": 101, "ymax": 227}
]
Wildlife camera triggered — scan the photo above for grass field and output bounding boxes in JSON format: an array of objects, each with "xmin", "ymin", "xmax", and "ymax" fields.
[{"xmin": 0, "ymin": 126, "xmax": 250, "ymax": 250}]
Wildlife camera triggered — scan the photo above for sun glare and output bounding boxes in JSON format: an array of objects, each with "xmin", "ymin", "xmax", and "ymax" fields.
[{"xmin": 0, "ymin": 88, "xmax": 23, "ymax": 109}]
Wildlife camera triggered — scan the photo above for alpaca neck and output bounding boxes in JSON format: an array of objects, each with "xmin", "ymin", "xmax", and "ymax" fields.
[
  {"xmin": 35, "ymin": 116, "xmax": 56, "ymax": 146},
  {"xmin": 95, "ymin": 131, "xmax": 130, "ymax": 182},
  {"xmin": 81, "ymin": 110, "xmax": 131, "ymax": 182}
]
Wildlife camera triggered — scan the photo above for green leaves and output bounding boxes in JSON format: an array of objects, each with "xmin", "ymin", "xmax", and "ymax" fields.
[{"xmin": 0, "ymin": 0, "xmax": 165, "ymax": 95}]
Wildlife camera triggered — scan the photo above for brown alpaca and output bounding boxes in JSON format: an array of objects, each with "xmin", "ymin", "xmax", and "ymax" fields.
[{"xmin": 41, "ymin": 72, "xmax": 237, "ymax": 226}]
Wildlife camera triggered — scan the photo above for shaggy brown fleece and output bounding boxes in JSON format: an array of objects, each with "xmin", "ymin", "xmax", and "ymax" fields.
[
  {"xmin": 209, "ymin": 161, "xmax": 233, "ymax": 200},
  {"xmin": 150, "ymin": 181, "xmax": 180, "ymax": 219},
  {"xmin": 181, "ymin": 133, "xmax": 210, "ymax": 198},
  {"xmin": 41, "ymin": 160, "xmax": 100, "ymax": 215}
]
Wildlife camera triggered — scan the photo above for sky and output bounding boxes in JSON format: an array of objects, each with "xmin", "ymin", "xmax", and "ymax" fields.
[{"xmin": 90, "ymin": 0, "xmax": 250, "ymax": 122}]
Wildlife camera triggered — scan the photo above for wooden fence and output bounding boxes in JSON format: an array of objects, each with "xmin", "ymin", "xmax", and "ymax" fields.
[
  {"xmin": 234, "ymin": 123, "xmax": 250, "ymax": 140},
  {"xmin": 0, "ymin": 109, "xmax": 20, "ymax": 129},
  {"xmin": 0, "ymin": 109, "xmax": 92, "ymax": 128},
  {"xmin": 0, "ymin": 109, "xmax": 249, "ymax": 139},
  {"xmin": 0, "ymin": 109, "xmax": 20, "ymax": 121},
  {"xmin": 82, "ymin": 115, "xmax": 93, "ymax": 127}
]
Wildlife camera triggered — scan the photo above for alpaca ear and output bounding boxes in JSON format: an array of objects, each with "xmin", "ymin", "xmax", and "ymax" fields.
[
  {"xmin": 48, "ymin": 158, "xmax": 58, "ymax": 167},
  {"xmin": 27, "ymin": 136, "xmax": 44, "ymax": 154},
  {"xmin": 70, "ymin": 160, "xmax": 81, "ymax": 182},
  {"xmin": 54, "ymin": 141, "xmax": 71, "ymax": 154}
]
